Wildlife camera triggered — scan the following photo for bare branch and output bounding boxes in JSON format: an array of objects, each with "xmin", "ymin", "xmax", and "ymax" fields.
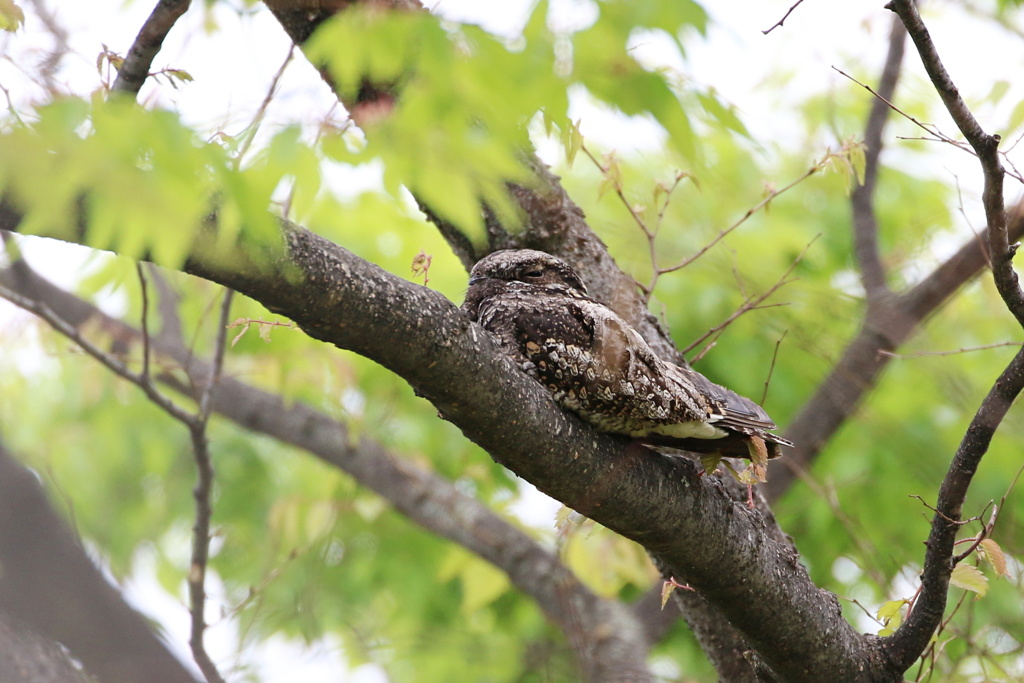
[
  {"xmin": 137, "ymin": 263, "xmax": 153, "ymax": 380},
  {"xmin": 876, "ymin": 0, "xmax": 1024, "ymax": 670},
  {"xmin": 834, "ymin": 67, "xmax": 973, "ymax": 155},
  {"xmin": 887, "ymin": 0, "xmax": 1024, "ymax": 326},
  {"xmin": 878, "ymin": 341, "xmax": 1024, "ymax": 359},
  {"xmin": 112, "ymin": 0, "xmax": 192, "ymax": 95},
  {"xmin": 580, "ymin": 147, "xmax": 698, "ymax": 301},
  {"xmin": 760, "ymin": 330, "xmax": 788, "ymax": 406},
  {"xmin": 762, "ymin": 0, "xmax": 808, "ymax": 35},
  {"xmin": 887, "ymin": 346, "xmax": 1024, "ymax": 670},
  {"xmin": 149, "ymin": 265, "xmax": 184, "ymax": 342},
  {"xmin": 683, "ymin": 235, "xmax": 816, "ymax": 359},
  {"xmin": 0, "ymin": 281, "xmax": 196, "ymax": 423},
  {"xmin": 234, "ymin": 45, "xmax": 296, "ymax": 165},
  {"xmin": 660, "ymin": 162, "xmax": 823, "ymax": 278},
  {"xmin": 847, "ymin": 15, "xmax": 907, "ymax": 300},
  {"xmin": 186, "ymin": 289, "xmax": 231, "ymax": 683}
]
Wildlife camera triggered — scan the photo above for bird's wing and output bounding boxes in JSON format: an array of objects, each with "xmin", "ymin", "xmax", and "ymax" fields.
[
  {"xmin": 512, "ymin": 299, "xmax": 712, "ymax": 433},
  {"xmin": 675, "ymin": 367, "xmax": 775, "ymax": 429},
  {"xmin": 503, "ymin": 294, "xmax": 793, "ymax": 455},
  {"xmin": 672, "ymin": 366, "xmax": 793, "ymax": 447}
]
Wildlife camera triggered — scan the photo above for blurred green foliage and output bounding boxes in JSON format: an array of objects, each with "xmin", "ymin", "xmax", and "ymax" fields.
[{"xmin": 1, "ymin": 0, "xmax": 1024, "ymax": 680}]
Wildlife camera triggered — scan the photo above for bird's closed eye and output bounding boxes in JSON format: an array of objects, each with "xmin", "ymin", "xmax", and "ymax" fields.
[{"xmin": 522, "ymin": 269, "xmax": 544, "ymax": 279}]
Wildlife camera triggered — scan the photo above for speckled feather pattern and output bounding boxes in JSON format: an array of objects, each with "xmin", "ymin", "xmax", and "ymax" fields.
[{"xmin": 462, "ymin": 249, "xmax": 792, "ymax": 459}]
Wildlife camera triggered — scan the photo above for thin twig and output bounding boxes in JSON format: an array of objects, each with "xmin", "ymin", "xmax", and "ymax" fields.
[
  {"xmin": 683, "ymin": 236, "xmax": 818, "ymax": 359},
  {"xmin": 660, "ymin": 163, "xmax": 825, "ymax": 278},
  {"xmin": 0, "ymin": 283, "xmax": 195, "ymax": 423},
  {"xmin": 234, "ymin": 45, "xmax": 296, "ymax": 166},
  {"xmin": 149, "ymin": 265, "xmax": 184, "ymax": 344},
  {"xmin": 879, "ymin": 341, "xmax": 1024, "ymax": 359},
  {"xmin": 200, "ymin": 290, "xmax": 232, "ymax": 422},
  {"xmin": 759, "ymin": 330, "xmax": 788, "ymax": 406},
  {"xmin": 137, "ymin": 264, "xmax": 152, "ymax": 381},
  {"xmin": 907, "ymin": 494, "xmax": 979, "ymax": 526},
  {"xmin": 848, "ymin": 598, "xmax": 885, "ymax": 626},
  {"xmin": 186, "ymin": 288, "xmax": 232, "ymax": 683},
  {"xmin": 950, "ymin": 532, "xmax": 989, "ymax": 565},
  {"xmin": 581, "ymin": 145, "xmax": 658, "ymax": 294},
  {"xmin": 688, "ymin": 340, "xmax": 716, "ymax": 366},
  {"xmin": 762, "ymin": 0, "xmax": 808, "ymax": 35},
  {"xmin": 581, "ymin": 146, "xmax": 649, "ymax": 235},
  {"xmin": 580, "ymin": 144, "xmax": 697, "ymax": 299},
  {"xmin": 832, "ymin": 66, "xmax": 973, "ymax": 156},
  {"xmin": 687, "ymin": 302, "xmax": 790, "ymax": 362}
]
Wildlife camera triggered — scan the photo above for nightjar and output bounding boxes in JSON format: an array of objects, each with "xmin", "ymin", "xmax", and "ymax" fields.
[{"xmin": 461, "ymin": 249, "xmax": 792, "ymax": 465}]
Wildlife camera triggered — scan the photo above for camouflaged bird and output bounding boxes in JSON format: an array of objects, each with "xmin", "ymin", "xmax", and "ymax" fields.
[{"xmin": 462, "ymin": 249, "xmax": 792, "ymax": 468}]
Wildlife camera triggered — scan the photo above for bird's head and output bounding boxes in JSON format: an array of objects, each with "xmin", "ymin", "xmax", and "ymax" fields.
[
  {"xmin": 466, "ymin": 249, "xmax": 588, "ymax": 293},
  {"xmin": 462, "ymin": 249, "xmax": 589, "ymax": 320}
]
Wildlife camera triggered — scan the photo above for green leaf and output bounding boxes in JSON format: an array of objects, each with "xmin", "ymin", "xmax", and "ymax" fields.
[
  {"xmin": 978, "ymin": 539, "xmax": 1008, "ymax": 578},
  {"xmin": 985, "ymin": 80, "xmax": 1010, "ymax": 105},
  {"xmin": 700, "ymin": 453, "xmax": 722, "ymax": 475},
  {"xmin": 1007, "ymin": 98, "xmax": 1024, "ymax": 133},
  {"xmin": 459, "ymin": 556, "xmax": 511, "ymax": 614},
  {"xmin": 875, "ymin": 599, "xmax": 906, "ymax": 636},
  {"xmin": 0, "ymin": 0, "xmax": 23, "ymax": 31},
  {"xmin": 876, "ymin": 599, "xmax": 905, "ymax": 621},
  {"xmin": 696, "ymin": 90, "xmax": 749, "ymax": 137},
  {"xmin": 949, "ymin": 564, "xmax": 989, "ymax": 598}
]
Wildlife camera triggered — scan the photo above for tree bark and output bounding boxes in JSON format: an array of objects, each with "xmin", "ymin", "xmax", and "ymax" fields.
[
  {"xmin": 0, "ymin": 436, "xmax": 199, "ymax": 683},
  {"xmin": 0, "ymin": 610, "xmax": 91, "ymax": 683}
]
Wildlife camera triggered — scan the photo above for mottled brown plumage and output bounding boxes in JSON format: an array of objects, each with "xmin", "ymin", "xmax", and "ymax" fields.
[{"xmin": 462, "ymin": 249, "xmax": 792, "ymax": 462}]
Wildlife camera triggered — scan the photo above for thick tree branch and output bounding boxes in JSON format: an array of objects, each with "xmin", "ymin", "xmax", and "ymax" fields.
[
  {"xmin": 0, "ymin": 609, "xmax": 91, "ymax": 683},
  {"xmin": 0, "ymin": 436, "xmax": 200, "ymax": 683},
  {"xmin": 0, "ymin": 259, "xmax": 653, "ymax": 683},
  {"xmin": 0, "ymin": 207, "xmax": 893, "ymax": 681}
]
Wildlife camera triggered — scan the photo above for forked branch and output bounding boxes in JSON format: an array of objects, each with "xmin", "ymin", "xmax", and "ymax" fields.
[{"xmin": 880, "ymin": 0, "xmax": 1024, "ymax": 670}]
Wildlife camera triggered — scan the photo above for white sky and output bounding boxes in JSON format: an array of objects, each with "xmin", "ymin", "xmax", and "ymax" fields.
[{"xmin": 2, "ymin": 0, "xmax": 1023, "ymax": 679}]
